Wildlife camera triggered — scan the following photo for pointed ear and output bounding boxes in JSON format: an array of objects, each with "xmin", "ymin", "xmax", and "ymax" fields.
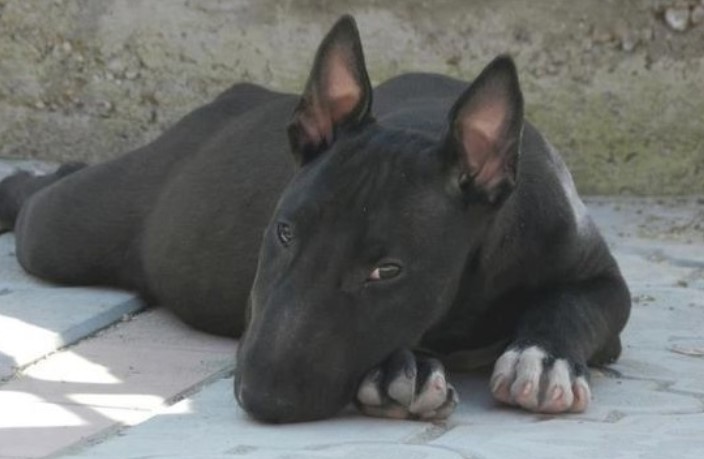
[
  {"xmin": 446, "ymin": 55, "xmax": 524, "ymax": 203},
  {"xmin": 287, "ymin": 15, "xmax": 373, "ymax": 165}
]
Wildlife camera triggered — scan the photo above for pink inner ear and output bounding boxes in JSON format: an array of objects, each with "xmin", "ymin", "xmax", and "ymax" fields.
[
  {"xmin": 460, "ymin": 99, "xmax": 509, "ymax": 189},
  {"xmin": 323, "ymin": 50, "xmax": 362, "ymax": 121},
  {"xmin": 299, "ymin": 108, "xmax": 332, "ymax": 148}
]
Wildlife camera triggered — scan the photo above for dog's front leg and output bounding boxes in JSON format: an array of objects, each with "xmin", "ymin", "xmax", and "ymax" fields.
[
  {"xmin": 354, "ymin": 349, "xmax": 459, "ymax": 420},
  {"xmin": 490, "ymin": 274, "xmax": 630, "ymax": 413}
]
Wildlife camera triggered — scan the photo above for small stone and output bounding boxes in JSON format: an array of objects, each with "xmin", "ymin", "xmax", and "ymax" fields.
[
  {"xmin": 445, "ymin": 55, "xmax": 461, "ymax": 67},
  {"xmin": 97, "ymin": 100, "xmax": 114, "ymax": 116},
  {"xmin": 107, "ymin": 58, "xmax": 125, "ymax": 74},
  {"xmin": 664, "ymin": 7, "xmax": 690, "ymax": 32},
  {"xmin": 691, "ymin": 6, "xmax": 704, "ymax": 24},
  {"xmin": 34, "ymin": 100, "xmax": 46, "ymax": 109},
  {"xmin": 614, "ymin": 19, "xmax": 640, "ymax": 53},
  {"xmin": 61, "ymin": 41, "xmax": 72, "ymax": 53},
  {"xmin": 640, "ymin": 27, "xmax": 654, "ymax": 42},
  {"xmin": 592, "ymin": 28, "xmax": 614, "ymax": 44},
  {"xmin": 545, "ymin": 64, "xmax": 559, "ymax": 75},
  {"xmin": 581, "ymin": 37, "xmax": 594, "ymax": 51},
  {"xmin": 620, "ymin": 31, "xmax": 639, "ymax": 52},
  {"xmin": 125, "ymin": 70, "xmax": 139, "ymax": 80}
]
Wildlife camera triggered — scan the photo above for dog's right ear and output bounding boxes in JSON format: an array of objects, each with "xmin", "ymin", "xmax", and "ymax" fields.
[{"xmin": 288, "ymin": 15, "xmax": 373, "ymax": 166}]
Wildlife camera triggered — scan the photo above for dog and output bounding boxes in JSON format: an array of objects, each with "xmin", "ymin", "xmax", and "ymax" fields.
[{"xmin": 0, "ymin": 15, "xmax": 630, "ymax": 423}]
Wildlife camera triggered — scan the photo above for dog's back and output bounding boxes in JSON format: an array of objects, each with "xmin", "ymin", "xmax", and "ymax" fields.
[{"xmin": 0, "ymin": 74, "xmax": 475, "ymax": 334}]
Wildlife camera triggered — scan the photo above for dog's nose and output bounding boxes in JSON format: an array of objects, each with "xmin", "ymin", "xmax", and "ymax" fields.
[
  {"xmin": 236, "ymin": 381, "xmax": 296, "ymax": 423},
  {"xmin": 234, "ymin": 362, "xmax": 349, "ymax": 423},
  {"xmin": 235, "ymin": 373, "xmax": 325, "ymax": 423}
]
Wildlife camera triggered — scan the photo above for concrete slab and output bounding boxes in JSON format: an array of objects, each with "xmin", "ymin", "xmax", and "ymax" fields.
[
  {"xmin": 57, "ymin": 374, "xmax": 704, "ymax": 459},
  {"xmin": 0, "ymin": 285, "xmax": 144, "ymax": 380},
  {"xmin": 429, "ymin": 414, "xmax": 704, "ymax": 459},
  {"xmin": 0, "ymin": 390, "xmax": 150, "ymax": 459},
  {"xmin": 56, "ymin": 378, "xmax": 436, "ymax": 459},
  {"xmin": 0, "ymin": 309, "xmax": 236, "ymax": 458}
]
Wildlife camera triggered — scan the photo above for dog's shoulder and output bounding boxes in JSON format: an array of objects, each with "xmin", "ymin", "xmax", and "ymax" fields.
[{"xmin": 481, "ymin": 123, "xmax": 613, "ymax": 293}]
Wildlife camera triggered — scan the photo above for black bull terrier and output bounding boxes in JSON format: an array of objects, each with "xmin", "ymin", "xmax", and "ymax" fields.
[{"xmin": 0, "ymin": 16, "xmax": 630, "ymax": 422}]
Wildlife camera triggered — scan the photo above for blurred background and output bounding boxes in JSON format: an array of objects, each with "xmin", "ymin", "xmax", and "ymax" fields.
[{"xmin": 0, "ymin": 0, "xmax": 702, "ymax": 195}]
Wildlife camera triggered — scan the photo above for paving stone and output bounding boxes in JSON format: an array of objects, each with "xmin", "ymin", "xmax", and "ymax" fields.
[
  {"xmin": 430, "ymin": 414, "xmax": 704, "ymax": 459},
  {"xmin": 2, "ymin": 310, "xmax": 235, "ymax": 405},
  {"xmin": 0, "ymin": 285, "xmax": 143, "ymax": 380},
  {"xmin": 615, "ymin": 251, "xmax": 700, "ymax": 289},
  {"xmin": 58, "ymin": 378, "xmax": 434, "ymax": 459},
  {"xmin": 60, "ymin": 374, "xmax": 704, "ymax": 459},
  {"xmin": 444, "ymin": 368, "xmax": 702, "ymax": 427},
  {"xmin": 586, "ymin": 197, "xmax": 704, "ymax": 245},
  {"xmin": 613, "ymin": 347, "xmax": 704, "ymax": 396},
  {"xmin": 0, "ymin": 308, "xmax": 236, "ymax": 458},
  {"xmin": 625, "ymin": 287, "xmax": 703, "ymax": 340},
  {"xmin": 0, "ymin": 389, "xmax": 150, "ymax": 458},
  {"xmin": 89, "ymin": 308, "xmax": 237, "ymax": 353}
]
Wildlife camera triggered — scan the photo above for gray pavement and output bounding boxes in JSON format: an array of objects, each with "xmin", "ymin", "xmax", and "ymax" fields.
[{"xmin": 0, "ymin": 161, "xmax": 703, "ymax": 458}]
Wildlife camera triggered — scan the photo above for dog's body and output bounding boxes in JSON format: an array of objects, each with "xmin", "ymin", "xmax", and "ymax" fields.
[{"xmin": 0, "ymin": 17, "xmax": 630, "ymax": 422}]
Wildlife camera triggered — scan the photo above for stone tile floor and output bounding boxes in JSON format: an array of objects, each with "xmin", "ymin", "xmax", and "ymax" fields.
[{"xmin": 0, "ymin": 160, "xmax": 703, "ymax": 458}]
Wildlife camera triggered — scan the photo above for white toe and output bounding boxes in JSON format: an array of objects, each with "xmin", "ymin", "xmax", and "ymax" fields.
[
  {"xmin": 570, "ymin": 376, "xmax": 591, "ymax": 412},
  {"xmin": 509, "ymin": 346, "xmax": 546, "ymax": 409},
  {"xmin": 540, "ymin": 358, "xmax": 574, "ymax": 413},
  {"xmin": 409, "ymin": 369, "xmax": 447, "ymax": 414},
  {"xmin": 490, "ymin": 348, "xmax": 520, "ymax": 403},
  {"xmin": 356, "ymin": 368, "xmax": 383, "ymax": 406}
]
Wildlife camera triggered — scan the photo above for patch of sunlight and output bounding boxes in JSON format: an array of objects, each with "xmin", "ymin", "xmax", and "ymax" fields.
[
  {"xmin": 69, "ymin": 393, "xmax": 165, "ymax": 408},
  {"xmin": 0, "ymin": 391, "xmax": 85, "ymax": 428},
  {"xmin": 24, "ymin": 351, "xmax": 121, "ymax": 384},
  {"xmin": 88, "ymin": 406, "xmax": 155, "ymax": 426},
  {"xmin": 0, "ymin": 315, "xmax": 58, "ymax": 357},
  {"xmin": 162, "ymin": 398, "xmax": 194, "ymax": 415}
]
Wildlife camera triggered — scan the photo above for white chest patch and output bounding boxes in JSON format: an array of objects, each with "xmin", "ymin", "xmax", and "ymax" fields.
[{"xmin": 557, "ymin": 160, "xmax": 589, "ymax": 234}]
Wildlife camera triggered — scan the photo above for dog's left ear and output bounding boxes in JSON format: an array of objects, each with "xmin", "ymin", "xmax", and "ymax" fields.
[
  {"xmin": 446, "ymin": 55, "xmax": 524, "ymax": 204},
  {"xmin": 288, "ymin": 15, "xmax": 373, "ymax": 166}
]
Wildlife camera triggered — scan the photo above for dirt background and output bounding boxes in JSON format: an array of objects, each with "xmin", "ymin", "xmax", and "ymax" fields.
[{"xmin": 0, "ymin": 0, "xmax": 702, "ymax": 195}]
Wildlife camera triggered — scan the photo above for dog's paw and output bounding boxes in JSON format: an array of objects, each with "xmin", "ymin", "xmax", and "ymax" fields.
[
  {"xmin": 355, "ymin": 349, "xmax": 458, "ymax": 421},
  {"xmin": 490, "ymin": 345, "xmax": 590, "ymax": 413}
]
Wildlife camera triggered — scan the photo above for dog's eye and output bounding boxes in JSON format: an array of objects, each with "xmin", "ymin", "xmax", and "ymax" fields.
[
  {"xmin": 277, "ymin": 222, "xmax": 293, "ymax": 246},
  {"xmin": 368, "ymin": 263, "xmax": 402, "ymax": 281}
]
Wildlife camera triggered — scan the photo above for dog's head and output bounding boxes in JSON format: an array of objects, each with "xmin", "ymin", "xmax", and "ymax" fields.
[{"xmin": 235, "ymin": 15, "xmax": 524, "ymax": 422}]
